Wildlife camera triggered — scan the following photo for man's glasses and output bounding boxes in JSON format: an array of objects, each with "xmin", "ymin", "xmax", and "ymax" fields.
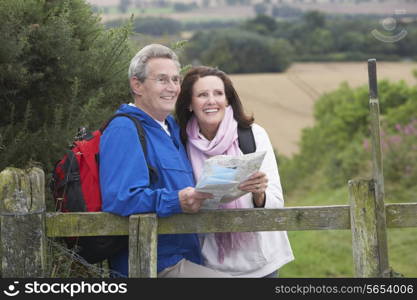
[{"xmin": 147, "ymin": 75, "xmax": 181, "ymax": 86}]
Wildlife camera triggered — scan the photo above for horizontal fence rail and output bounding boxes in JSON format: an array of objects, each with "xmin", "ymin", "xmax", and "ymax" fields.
[
  {"xmin": 2, "ymin": 168, "xmax": 417, "ymax": 278},
  {"xmin": 45, "ymin": 203, "xmax": 417, "ymax": 237}
]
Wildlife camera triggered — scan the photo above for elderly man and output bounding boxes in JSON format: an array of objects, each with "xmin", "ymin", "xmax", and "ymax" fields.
[{"xmin": 99, "ymin": 44, "xmax": 230, "ymax": 277}]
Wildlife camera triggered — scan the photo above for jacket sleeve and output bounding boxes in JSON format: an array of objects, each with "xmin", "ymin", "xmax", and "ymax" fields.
[
  {"xmin": 252, "ymin": 124, "xmax": 284, "ymax": 209},
  {"xmin": 99, "ymin": 119, "xmax": 182, "ymax": 217}
]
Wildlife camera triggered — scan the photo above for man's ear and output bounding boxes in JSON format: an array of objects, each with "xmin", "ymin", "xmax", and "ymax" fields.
[{"xmin": 130, "ymin": 76, "xmax": 142, "ymax": 96}]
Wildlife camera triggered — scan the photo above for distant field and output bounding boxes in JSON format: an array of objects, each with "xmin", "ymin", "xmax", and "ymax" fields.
[
  {"xmin": 279, "ymin": 186, "xmax": 417, "ymax": 278},
  {"xmin": 230, "ymin": 62, "xmax": 417, "ymax": 157},
  {"xmin": 87, "ymin": 1, "xmax": 417, "ymax": 22}
]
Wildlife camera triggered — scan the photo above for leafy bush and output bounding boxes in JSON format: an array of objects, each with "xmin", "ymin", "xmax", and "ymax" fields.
[
  {"xmin": 0, "ymin": 0, "xmax": 134, "ymax": 172},
  {"xmin": 183, "ymin": 20, "xmax": 238, "ymax": 31},
  {"xmin": 184, "ymin": 29, "xmax": 293, "ymax": 73},
  {"xmin": 281, "ymin": 79, "xmax": 417, "ymax": 193},
  {"xmin": 271, "ymin": 13, "xmax": 417, "ymax": 61},
  {"xmin": 242, "ymin": 14, "xmax": 277, "ymax": 35},
  {"xmin": 363, "ymin": 120, "xmax": 417, "ymax": 188}
]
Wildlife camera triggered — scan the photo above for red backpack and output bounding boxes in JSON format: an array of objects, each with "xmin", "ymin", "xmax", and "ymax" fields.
[{"xmin": 51, "ymin": 113, "xmax": 157, "ymax": 264}]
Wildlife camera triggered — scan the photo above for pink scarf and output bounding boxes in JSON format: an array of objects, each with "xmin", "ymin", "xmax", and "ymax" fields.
[{"xmin": 186, "ymin": 106, "xmax": 254, "ymax": 263}]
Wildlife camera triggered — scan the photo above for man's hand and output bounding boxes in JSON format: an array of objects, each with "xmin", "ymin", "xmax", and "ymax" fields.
[{"xmin": 178, "ymin": 187, "xmax": 213, "ymax": 213}]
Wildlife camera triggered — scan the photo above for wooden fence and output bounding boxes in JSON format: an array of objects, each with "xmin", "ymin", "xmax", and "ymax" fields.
[{"xmin": 1, "ymin": 60, "xmax": 416, "ymax": 278}]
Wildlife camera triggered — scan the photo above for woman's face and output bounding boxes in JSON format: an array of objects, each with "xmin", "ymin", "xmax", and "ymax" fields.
[{"xmin": 190, "ymin": 76, "xmax": 228, "ymax": 137}]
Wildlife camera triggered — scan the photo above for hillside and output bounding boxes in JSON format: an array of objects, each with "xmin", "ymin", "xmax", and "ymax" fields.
[
  {"xmin": 230, "ymin": 61, "xmax": 417, "ymax": 157},
  {"xmin": 86, "ymin": 0, "xmax": 417, "ymax": 22}
]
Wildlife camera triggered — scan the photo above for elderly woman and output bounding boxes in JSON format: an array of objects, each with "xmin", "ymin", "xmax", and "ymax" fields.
[{"xmin": 175, "ymin": 66, "xmax": 294, "ymax": 277}]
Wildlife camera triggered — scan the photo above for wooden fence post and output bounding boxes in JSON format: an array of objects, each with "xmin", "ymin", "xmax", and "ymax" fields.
[
  {"xmin": 0, "ymin": 167, "xmax": 47, "ymax": 277},
  {"xmin": 128, "ymin": 214, "xmax": 157, "ymax": 278},
  {"xmin": 367, "ymin": 59, "xmax": 390, "ymax": 276},
  {"xmin": 349, "ymin": 179, "xmax": 390, "ymax": 277}
]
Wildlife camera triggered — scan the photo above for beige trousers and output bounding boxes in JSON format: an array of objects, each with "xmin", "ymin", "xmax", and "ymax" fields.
[{"xmin": 158, "ymin": 259, "xmax": 232, "ymax": 278}]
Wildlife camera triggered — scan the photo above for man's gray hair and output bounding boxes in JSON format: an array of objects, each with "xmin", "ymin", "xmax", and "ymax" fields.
[{"xmin": 128, "ymin": 44, "xmax": 180, "ymax": 82}]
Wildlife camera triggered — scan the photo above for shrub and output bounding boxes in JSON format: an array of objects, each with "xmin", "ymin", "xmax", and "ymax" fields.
[
  {"xmin": 0, "ymin": 0, "xmax": 134, "ymax": 172},
  {"xmin": 184, "ymin": 29, "xmax": 293, "ymax": 73},
  {"xmin": 367, "ymin": 120, "xmax": 417, "ymax": 188},
  {"xmin": 281, "ymin": 79, "xmax": 417, "ymax": 193}
]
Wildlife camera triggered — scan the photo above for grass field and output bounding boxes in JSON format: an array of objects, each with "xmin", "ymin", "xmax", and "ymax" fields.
[
  {"xmin": 279, "ymin": 187, "xmax": 417, "ymax": 278},
  {"xmin": 230, "ymin": 61, "xmax": 417, "ymax": 157},
  {"xmin": 231, "ymin": 62, "xmax": 417, "ymax": 277}
]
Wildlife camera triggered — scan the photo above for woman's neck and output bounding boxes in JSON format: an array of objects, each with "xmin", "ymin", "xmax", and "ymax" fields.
[{"xmin": 199, "ymin": 124, "xmax": 219, "ymax": 141}]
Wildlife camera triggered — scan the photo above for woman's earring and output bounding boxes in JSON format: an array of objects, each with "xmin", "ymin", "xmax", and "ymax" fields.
[{"xmin": 189, "ymin": 107, "xmax": 193, "ymax": 112}]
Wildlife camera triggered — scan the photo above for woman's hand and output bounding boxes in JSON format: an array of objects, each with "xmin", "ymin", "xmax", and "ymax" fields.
[{"xmin": 238, "ymin": 172, "xmax": 268, "ymax": 207}]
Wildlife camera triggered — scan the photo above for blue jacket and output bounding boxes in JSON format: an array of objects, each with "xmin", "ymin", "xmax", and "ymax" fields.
[{"xmin": 99, "ymin": 104, "xmax": 202, "ymax": 276}]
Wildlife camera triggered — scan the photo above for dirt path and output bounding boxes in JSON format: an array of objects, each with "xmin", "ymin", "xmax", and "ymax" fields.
[{"xmin": 230, "ymin": 62, "xmax": 417, "ymax": 157}]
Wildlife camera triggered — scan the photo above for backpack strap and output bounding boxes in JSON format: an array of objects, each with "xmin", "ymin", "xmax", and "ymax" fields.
[
  {"xmin": 100, "ymin": 113, "xmax": 158, "ymax": 183},
  {"xmin": 238, "ymin": 125, "xmax": 256, "ymax": 154}
]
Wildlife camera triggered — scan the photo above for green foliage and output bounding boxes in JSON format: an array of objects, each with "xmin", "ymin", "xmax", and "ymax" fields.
[
  {"xmin": 184, "ymin": 29, "xmax": 293, "ymax": 73},
  {"xmin": 280, "ymin": 187, "xmax": 417, "ymax": 278},
  {"xmin": 282, "ymin": 79, "xmax": 417, "ymax": 194},
  {"xmin": 303, "ymin": 11, "xmax": 326, "ymax": 29},
  {"xmin": 182, "ymin": 20, "xmax": 238, "ymax": 32},
  {"xmin": 384, "ymin": 85, "xmax": 417, "ymax": 127},
  {"xmin": 106, "ymin": 17, "xmax": 182, "ymax": 36},
  {"xmin": 305, "ymin": 28, "xmax": 333, "ymax": 54},
  {"xmin": 270, "ymin": 13, "xmax": 417, "ymax": 61},
  {"xmin": 0, "ymin": 0, "xmax": 134, "ymax": 172},
  {"xmin": 199, "ymin": 11, "xmax": 417, "ymax": 67},
  {"xmin": 371, "ymin": 120, "xmax": 417, "ymax": 188},
  {"xmin": 242, "ymin": 14, "xmax": 277, "ymax": 36}
]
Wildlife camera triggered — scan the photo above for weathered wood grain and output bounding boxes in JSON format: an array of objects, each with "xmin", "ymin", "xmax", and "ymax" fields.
[
  {"xmin": 157, "ymin": 206, "xmax": 352, "ymax": 234},
  {"xmin": 128, "ymin": 214, "xmax": 157, "ymax": 278},
  {"xmin": 46, "ymin": 206, "xmax": 351, "ymax": 237},
  {"xmin": 0, "ymin": 167, "xmax": 47, "ymax": 277},
  {"xmin": 368, "ymin": 60, "xmax": 390, "ymax": 277},
  {"xmin": 128, "ymin": 215, "xmax": 140, "ymax": 278},
  {"xmin": 386, "ymin": 203, "xmax": 417, "ymax": 228},
  {"xmin": 46, "ymin": 211, "xmax": 128, "ymax": 237},
  {"xmin": 45, "ymin": 202, "xmax": 417, "ymax": 237},
  {"xmin": 349, "ymin": 179, "xmax": 390, "ymax": 277}
]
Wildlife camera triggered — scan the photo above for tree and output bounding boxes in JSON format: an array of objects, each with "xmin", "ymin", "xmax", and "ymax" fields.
[
  {"xmin": 282, "ymin": 79, "xmax": 417, "ymax": 191},
  {"xmin": 133, "ymin": 17, "xmax": 182, "ymax": 36},
  {"xmin": 184, "ymin": 29, "xmax": 293, "ymax": 73},
  {"xmin": 306, "ymin": 28, "xmax": 333, "ymax": 54},
  {"xmin": 0, "ymin": 0, "xmax": 134, "ymax": 172},
  {"xmin": 242, "ymin": 14, "xmax": 277, "ymax": 35},
  {"xmin": 303, "ymin": 10, "xmax": 326, "ymax": 29}
]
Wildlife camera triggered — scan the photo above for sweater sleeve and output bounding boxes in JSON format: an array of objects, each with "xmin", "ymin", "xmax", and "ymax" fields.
[
  {"xmin": 251, "ymin": 124, "xmax": 284, "ymax": 209},
  {"xmin": 99, "ymin": 120, "xmax": 182, "ymax": 217}
]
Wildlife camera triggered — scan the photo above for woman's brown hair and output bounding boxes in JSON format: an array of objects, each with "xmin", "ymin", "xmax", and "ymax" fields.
[{"xmin": 175, "ymin": 66, "xmax": 254, "ymax": 143}]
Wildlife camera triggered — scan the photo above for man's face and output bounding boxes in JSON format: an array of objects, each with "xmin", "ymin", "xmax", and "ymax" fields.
[{"xmin": 134, "ymin": 58, "xmax": 180, "ymax": 121}]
